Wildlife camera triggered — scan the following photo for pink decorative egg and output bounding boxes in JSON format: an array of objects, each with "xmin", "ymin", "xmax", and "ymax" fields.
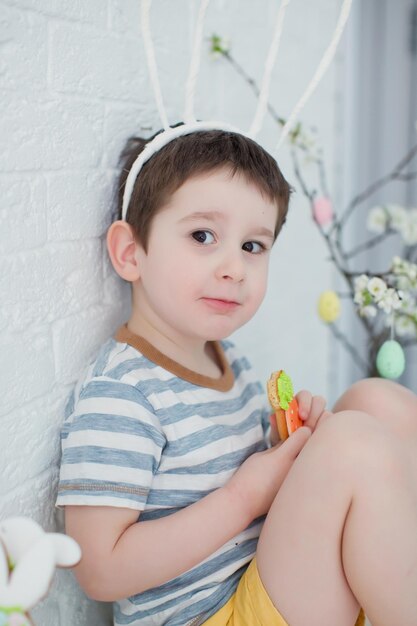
[{"xmin": 313, "ymin": 196, "xmax": 333, "ymax": 226}]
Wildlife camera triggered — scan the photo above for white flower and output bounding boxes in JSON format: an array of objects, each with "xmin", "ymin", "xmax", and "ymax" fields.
[
  {"xmin": 395, "ymin": 315, "xmax": 416, "ymax": 337},
  {"xmin": 377, "ymin": 288, "xmax": 402, "ymax": 314},
  {"xmin": 354, "ymin": 291, "xmax": 365, "ymax": 306},
  {"xmin": 391, "ymin": 256, "xmax": 417, "ymax": 287},
  {"xmin": 408, "ymin": 264, "xmax": 417, "ymax": 281},
  {"xmin": 386, "ymin": 204, "xmax": 408, "ymax": 231},
  {"xmin": 399, "ymin": 219, "xmax": 417, "ymax": 245},
  {"xmin": 398, "ymin": 290, "xmax": 413, "ymax": 309},
  {"xmin": 355, "ymin": 274, "xmax": 369, "ymax": 290},
  {"xmin": 360, "ymin": 305, "xmax": 377, "ymax": 318},
  {"xmin": 354, "ymin": 274, "xmax": 369, "ymax": 292},
  {"xmin": 367, "ymin": 206, "xmax": 388, "ymax": 234},
  {"xmin": 396, "ymin": 275, "xmax": 412, "ymax": 290},
  {"xmin": 409, "ymin": 207, "xmax": 417, "ymax": 225},
  {"xmin": 392, "ymin": 256, "xmax": 403, "ymax": 271},
  {"xmin": 367, "ymin": 277, "xmax": 387, "ymax": 301}
]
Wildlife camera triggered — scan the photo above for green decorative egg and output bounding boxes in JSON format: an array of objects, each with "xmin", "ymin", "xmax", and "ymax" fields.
[
  {"xmin": 318, "ymin": 290, "xmax": 341, "ymax": 323},
  {"xmin": 376, "ymin": 340, "xmax": 405, "ymax": 379}
]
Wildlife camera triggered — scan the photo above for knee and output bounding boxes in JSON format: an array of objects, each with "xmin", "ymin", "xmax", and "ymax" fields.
[
  {"xmin": 333, "ymin": 378, "xmax": 417, "ymax": 439},
  {"xmin": 332, "ymin": 377, "xmax": 399, "ymax": 414},
  {"xmin": 310, "ymin": 409, "xmax": 404, "ymax": 480}
]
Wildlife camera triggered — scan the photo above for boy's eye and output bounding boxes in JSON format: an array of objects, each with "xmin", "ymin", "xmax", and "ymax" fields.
[
  {"xmin": 192, "ymin": 230, "xmax": 215, "ymax": 244},
  {"xmin": 242, "ymin": 241, "xmax": 265, "ymax": 254}
]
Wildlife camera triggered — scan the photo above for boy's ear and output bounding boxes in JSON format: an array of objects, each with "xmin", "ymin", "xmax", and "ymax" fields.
[{"xmin": 106, "ymin": 220, "xmax": 144, "ymax": 282}]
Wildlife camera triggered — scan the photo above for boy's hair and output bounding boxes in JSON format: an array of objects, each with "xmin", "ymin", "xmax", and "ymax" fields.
[{"xmin": 117, "ymin": 127, "xmax": 291, "ymax": 250}]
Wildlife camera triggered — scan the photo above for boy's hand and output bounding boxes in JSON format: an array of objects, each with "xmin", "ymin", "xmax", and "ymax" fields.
[
  {"xmin": 227, "ymin": 426, "xmax": 312, "ymax": 522},
  {"xmin": 269, "ymin": 390, "xmax": 332, "ymax": 446},
  {"xmin": 296, "ymin": 389, "xmax": 333, "ymax": 432}
]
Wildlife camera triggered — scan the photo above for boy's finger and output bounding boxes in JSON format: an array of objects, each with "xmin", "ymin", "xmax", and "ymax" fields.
[
  {"xmin": 278, "ymin": 426, "xmax": 312, "ymax": 458},
  {"xmin": 308, "ymin": 395, "xmax": 327, "ymax": 423},
  {"xmin": 296, "ymin": 390, "xmax": 312, "ymax": 420}
]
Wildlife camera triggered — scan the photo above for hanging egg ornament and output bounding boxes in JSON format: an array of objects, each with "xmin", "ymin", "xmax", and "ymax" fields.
[
  {"xmin": 376, "ymin": 340, "xmax": 405, "ymax": 379},
  {"xmin": 313, "ymin": 196, "xmax": 333, "ymax": 226},
  {"xmin": 318, "ymin": 290, "xmax": 341, "ymax": 323}
]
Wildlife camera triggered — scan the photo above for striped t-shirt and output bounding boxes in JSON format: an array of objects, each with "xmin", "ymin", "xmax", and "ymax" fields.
[{"xmin": 57, "ymin": 325, "xmax": 270, "ymax": 626}]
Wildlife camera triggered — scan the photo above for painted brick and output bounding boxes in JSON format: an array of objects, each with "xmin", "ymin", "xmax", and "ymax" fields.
[
  {"xmin": 0, "ymin": 97, "xmax": 104, "ymax": 171},
  {"xmin": 0, "ymin": 241, "xmax": 103, "ymax": 333},
  {"xmin": 0, "ymin": 387, "xmax": 67, "ymax": 495},
  {"xmin": 103, "ymin": 104, "xmax": 155, "ymax": 168},
  {"xmin": 32, "ymin": 570, "xmax": 113, "ymax": 626},
  {"xmin": 52, "ymin": 304, "xmax": 127, "ymax": 384},
  {"xmin": 50, "ymin": 22, "xmax": 146, "ymax": 102},
  {"xmin": 0, "ymin": 465, "xmax": 58, "ymax": 523},
  {"xmin": 0, "ymin": 174, "xmax": 47, "ymax": 254},
  {"xmin": 0, "ymin": 327, "xmax": 54, "ymax": 416},
  {"xmin": 0, "ymin": 4, "xmax": 48, "ymax": 92},
  {"xmin": 108, "ymin": 0, "xmax": 140, "ymax": 35},
  {"xmin": 47, "ymin": 170, "xmax": 114, "ymax": 240},
  {"xmin": 3, "ymin": 0, "xmax": 108, "ymax": 27}
]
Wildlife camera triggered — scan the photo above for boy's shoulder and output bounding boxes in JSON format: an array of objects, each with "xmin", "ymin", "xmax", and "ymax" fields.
[
  {"xmin": 63, "ymin": 333, "xmax": 166, "ymax": 423},
  {"xmin": 74, "ymin": 335, "xmax": 152, "ymax": 387}
]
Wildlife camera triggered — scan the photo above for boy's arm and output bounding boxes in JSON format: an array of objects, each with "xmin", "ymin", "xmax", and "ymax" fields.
[
  {"xmin": 65, "ymin": 426, "xmax": 311, "ymax": 602},
  {"xmin": 66, "ymin": 484, "xmax": 248, "ymax": 602}
]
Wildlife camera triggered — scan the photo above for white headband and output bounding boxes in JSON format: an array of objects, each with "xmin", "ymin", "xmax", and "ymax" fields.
[{"xmin": 121, "ymin": 0, "xmax": 352, "ymax": 221}]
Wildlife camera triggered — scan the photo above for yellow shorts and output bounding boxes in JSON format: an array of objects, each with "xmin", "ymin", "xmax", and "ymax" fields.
[{"xmin": 203, "ymin": 559, "xmax": 366, "ymax": 626}]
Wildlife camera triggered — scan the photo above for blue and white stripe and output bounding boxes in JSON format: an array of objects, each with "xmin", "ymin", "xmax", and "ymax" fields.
[{"xmin": 57, "ymin": 337, "xmax": 270, "ymax": 625}]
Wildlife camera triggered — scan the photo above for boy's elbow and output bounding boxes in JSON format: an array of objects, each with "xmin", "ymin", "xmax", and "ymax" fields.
[
  {"xmin": 75, "ymin": 556, "xmax": 149, "ymax": 602},
  {"xmin": 74, "ymin": 557, "xmax": 119, "ymax": 602}
]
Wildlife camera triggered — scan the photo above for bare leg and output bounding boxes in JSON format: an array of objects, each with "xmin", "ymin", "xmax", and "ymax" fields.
[
  {"xmin": 333, "ymin": 377, "xmax": 417, "ymax": 444},
  {"xmin": 256, "ymin": 408, "xmax": 417, "ymax": 626}
]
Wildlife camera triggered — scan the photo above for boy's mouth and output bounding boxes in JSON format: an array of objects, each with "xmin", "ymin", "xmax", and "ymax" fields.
[{"xmin": 201, "ymin": 297, "xmax": 241, "ymax": 312}]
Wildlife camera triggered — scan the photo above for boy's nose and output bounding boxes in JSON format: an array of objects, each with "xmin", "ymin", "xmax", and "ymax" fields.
[{"xmin": 215, "ymin": 248, "xmax": 245, "ymax": 282}]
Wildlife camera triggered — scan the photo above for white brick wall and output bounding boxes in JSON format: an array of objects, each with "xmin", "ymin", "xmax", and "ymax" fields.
[{"xmin": 0, "ymin": 1, "xmax": 342, "ymax": 624}]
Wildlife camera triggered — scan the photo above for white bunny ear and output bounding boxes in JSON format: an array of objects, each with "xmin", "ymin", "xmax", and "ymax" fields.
[
  {"xmin": 0, "ymin": 518, "xmax": 43, "ymax": 566},
  {"xmin": 0, "ymin": 536, "xmax": 55, "ymax": 610},
  {"xmin": 0, "ymin": 541, "xmax": 9, "ymax": 587},
  {"xmin": 48, "ymin": 534, "xmax": 81, "ymax": 567}
]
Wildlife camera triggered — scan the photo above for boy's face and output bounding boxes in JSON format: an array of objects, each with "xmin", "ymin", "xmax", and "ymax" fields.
[{"xmin": 133, "ymin": 167, "xmax": 278, "ymax": 344}]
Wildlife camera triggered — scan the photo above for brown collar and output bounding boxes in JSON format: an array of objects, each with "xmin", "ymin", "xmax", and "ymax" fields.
[{"xmin": 114, "ymin": 324, "xmax": 234, "ymax": 392}]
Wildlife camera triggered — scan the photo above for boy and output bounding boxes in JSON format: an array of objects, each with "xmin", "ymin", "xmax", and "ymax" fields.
[{"xmin": 57, "ymin": 129, "xmax": 417, "ymax": 626}]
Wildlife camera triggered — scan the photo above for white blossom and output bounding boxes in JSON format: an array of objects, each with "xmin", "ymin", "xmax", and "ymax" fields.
[
  {"xmin": 392, "ymin": 256, "xmax": 403, "ymax": 271},
  {"xmin": 367, "ymin": 206, "xmax": 388, "ymax": 234},
  {"xmin": 360, "ymin": 305, "xmax": 377, "ymax": 318},
  {"xmin": 387, "ymin": 204, "xmax": 408, "ymax": 232},
  {"xmin": 395, "ymin": 315, "xmax": 416, "ymax": 337},
  {"xmin": 391, "ymin": 256, "xmax": 417, "ymax": 288},
  {"xmin": 354, "ymin": 291, "xmax": 365, "ymax": 306},
  {"xmin": 399, "ymin": 219, "xmax": 417, "ymax": 245},
  {"xmin": 398, "ymin": 290, "xmax": 416, "ymax": 313},
  {"xmin": 354, "ymin": 274, "xmax": 369, "ymax": 292},
  {"xmin": 367, "ymin": 277, "xmax": 387, "ymax": 301},
  {"xmin": 377, "ymin": 287, "xmax": 402, "ymax": 314},
  {"xmin": 396, "ymin": 275, "xmax": 412, "ymax": 290}
]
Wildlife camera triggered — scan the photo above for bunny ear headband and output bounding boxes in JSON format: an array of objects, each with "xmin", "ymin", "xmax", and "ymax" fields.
[{"xmin": 121, "ymin": 0, "xmax": 353, "ymax": 221}]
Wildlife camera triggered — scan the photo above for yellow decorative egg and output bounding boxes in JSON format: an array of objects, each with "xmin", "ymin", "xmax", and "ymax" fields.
[{"xmin": 318, "ymin": 290, "xmax": 341, "ymax": 323}]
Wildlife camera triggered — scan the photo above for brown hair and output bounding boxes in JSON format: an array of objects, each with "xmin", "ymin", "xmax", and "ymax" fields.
[{"xmin": 117, "ymin": 127, "xmax": 291, "ymax": 250}]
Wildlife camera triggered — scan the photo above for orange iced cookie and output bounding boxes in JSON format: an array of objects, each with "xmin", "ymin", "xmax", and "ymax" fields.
[{"xmin": 267, "ymin": 370, "xmax": 303, "ymax": 440}]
